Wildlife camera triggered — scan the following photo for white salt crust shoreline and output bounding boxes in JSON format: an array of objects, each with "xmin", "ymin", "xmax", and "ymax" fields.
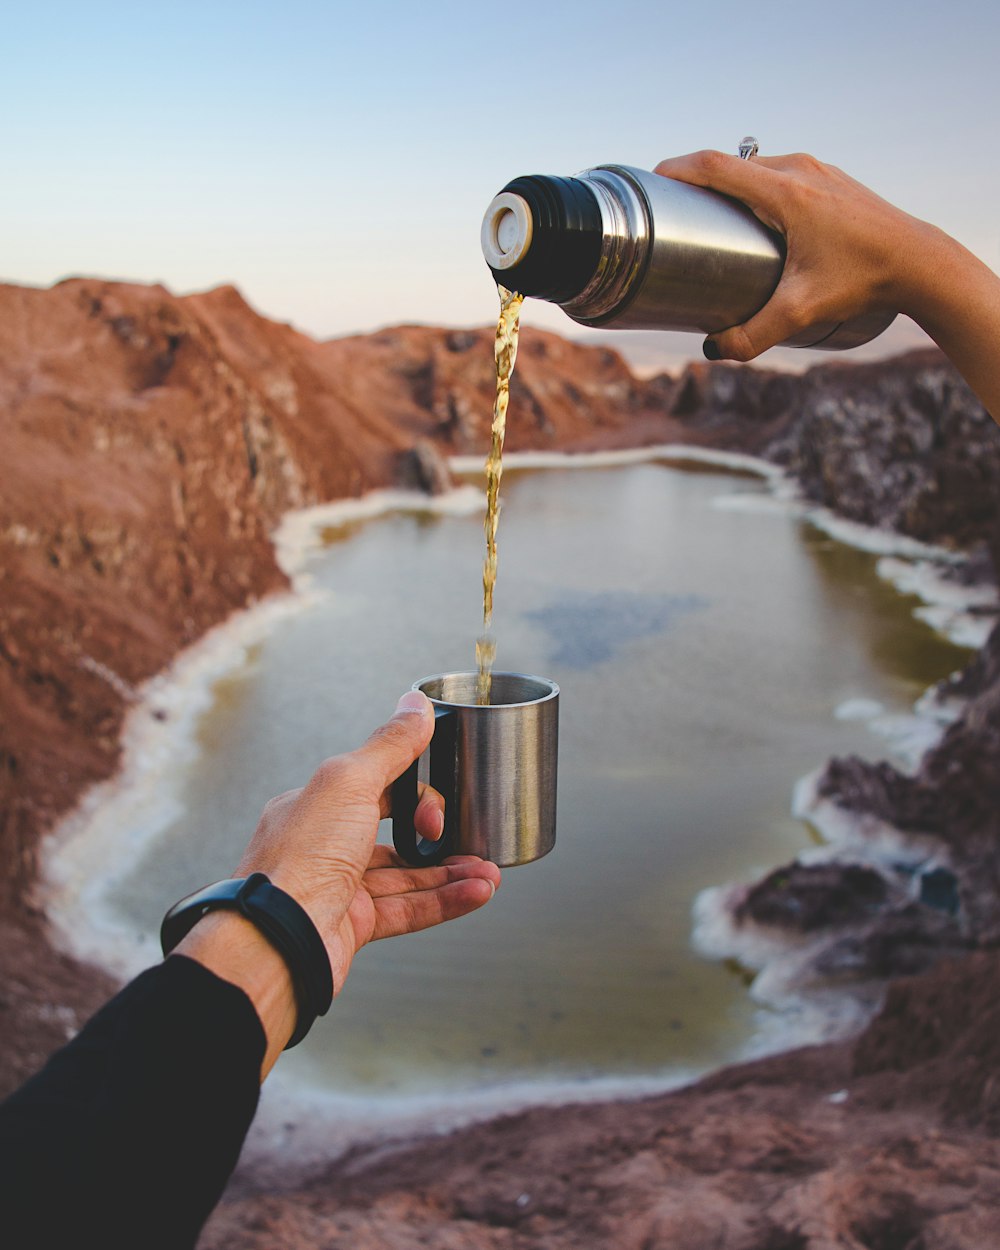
[
  {"xmin": 691, "ymin": 455, "xmax": 997, "ymax": 1062},
  {"xmin": 42, "ymin": 487, "xmax": 487, "ymax": 980},
  {"xmin": 41, "ymin": 446, "xmax": 999, "ymax": 1162}
]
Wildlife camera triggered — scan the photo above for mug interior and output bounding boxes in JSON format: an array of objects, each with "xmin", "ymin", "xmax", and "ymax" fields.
[{"xmin": 417, "ymin": 672, "xmax": 557, "ymax": 707}]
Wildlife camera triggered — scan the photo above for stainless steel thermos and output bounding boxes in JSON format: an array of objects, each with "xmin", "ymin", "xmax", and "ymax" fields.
[{"xmin": 481, "ymin": 164, "xmax": 895, "ymax": 350}]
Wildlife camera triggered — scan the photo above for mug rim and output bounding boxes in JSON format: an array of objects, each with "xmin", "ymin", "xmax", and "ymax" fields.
[{"xmin": 412, "ymin": 671, "xmax": 559, "ymax": 709}]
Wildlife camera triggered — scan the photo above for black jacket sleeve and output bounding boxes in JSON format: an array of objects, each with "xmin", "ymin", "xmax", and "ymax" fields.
[{"xmin": 0, "ymin": 955, "xmax": 266, "ymax": 1250}]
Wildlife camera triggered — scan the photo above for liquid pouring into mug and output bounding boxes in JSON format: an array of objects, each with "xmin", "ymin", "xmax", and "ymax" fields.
[{"xmin": 476, "ymin": 286, "xmax": 524, "ymax": 707}]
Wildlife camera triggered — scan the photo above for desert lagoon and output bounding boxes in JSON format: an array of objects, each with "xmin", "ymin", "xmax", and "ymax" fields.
[{"xmin": 59, "ymin": 456, "xmax": 972, "ymax": 1104}]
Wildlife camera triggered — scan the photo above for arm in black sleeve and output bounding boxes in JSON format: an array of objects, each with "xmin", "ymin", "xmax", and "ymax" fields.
[{"xmin": 0, "ymin": 955, "xmax": 266, "ymax": 1250}]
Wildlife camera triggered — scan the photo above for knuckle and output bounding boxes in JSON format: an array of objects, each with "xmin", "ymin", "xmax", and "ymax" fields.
[
  {"xmin": 419, "ymin": 786, "xmax": 446, "ymax": 813},
  {"xmin": 399, "ymin": 894, "xmax": 420, "ymax": 931},
  {"xmin": 790, "ymin": 152, "xmax": 827, "ymax": 180},
  {"xmin": 777, "ymin": 289, "xmax": 814, "ymax": 333},
  {"xmin": 257, "ymin": 788, "xmax": 301, "ymax": 828},
  {"xmin": 693, "ymin": 148, "xmax": 728, "ymax": 177},
  {"xmin": 260, "ymin": 794, "xmax": 287, "ymax": 820},
  {"xmin": 311, "ymin": 754, "xmax": 354, "ymax": 792},
  {"xmin": 722, "ymin": 326, "xmax": 759, "ymax": 363},
  {"xmin": 365, "ymin": 718, "xmax": 414, "ymax": 755}
]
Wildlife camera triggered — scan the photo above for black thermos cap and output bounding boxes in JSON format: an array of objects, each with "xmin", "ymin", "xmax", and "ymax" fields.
[{"xmin": 483, "ymin": 175, "xmax": 603, "ymax": 303}]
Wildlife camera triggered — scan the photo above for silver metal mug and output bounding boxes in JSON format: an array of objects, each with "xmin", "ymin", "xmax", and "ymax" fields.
[{"xmin": 391, "ymin": 672, "xmax": 559, "ymax": 868}]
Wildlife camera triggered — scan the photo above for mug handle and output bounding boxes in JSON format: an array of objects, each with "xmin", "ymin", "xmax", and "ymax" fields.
[{"xmin": 392, "ymin": 706, "xmax": 457, "ymax": 867}]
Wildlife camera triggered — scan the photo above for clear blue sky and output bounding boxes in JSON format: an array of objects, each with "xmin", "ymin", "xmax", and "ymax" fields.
[{"xmin": 4, "ymin": 0, "xmax": 1000, "ymax": 368}]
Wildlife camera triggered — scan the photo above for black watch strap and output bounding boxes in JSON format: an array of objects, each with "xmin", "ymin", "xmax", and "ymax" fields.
[{"xmin": 160, "ymin": 872, "xmax": 334, "ymax": 1049}]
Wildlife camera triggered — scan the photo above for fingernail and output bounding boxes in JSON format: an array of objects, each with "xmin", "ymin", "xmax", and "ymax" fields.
[
  {"xmin": 703, "ymin": 339, "xmax": 721, "ymax": 361},
  {"xmin": 487, "ymin": 879, "xmax": 496, "ymax": 899},
  {"xmin": 395, "ymin": 690, "xmax": 427, "ymax": 715}
]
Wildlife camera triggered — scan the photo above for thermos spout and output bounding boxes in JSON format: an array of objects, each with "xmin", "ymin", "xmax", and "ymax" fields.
[
  {"xmin": 480, "ymin": 164, "xmax": 895, "ymax": 352},
  {"xmin": 481, "ymin": 192, "xmax": 534, "ymax": 272}
]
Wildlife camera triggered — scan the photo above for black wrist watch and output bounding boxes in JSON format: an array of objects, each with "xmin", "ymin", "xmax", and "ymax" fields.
[{"xmin": 160, "ymin": 872, "xmax": 334, "ymax": 1048}]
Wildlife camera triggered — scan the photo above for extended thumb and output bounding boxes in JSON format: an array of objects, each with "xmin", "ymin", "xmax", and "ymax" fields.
[{"xmin": 358, "ymin": 690, "xmax": 434, "ymax": 787}]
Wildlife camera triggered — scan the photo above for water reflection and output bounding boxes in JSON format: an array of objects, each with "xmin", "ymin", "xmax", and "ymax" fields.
[{"xmin": 526, "ymin": 590, "xmax": 709, "ymax": 668}]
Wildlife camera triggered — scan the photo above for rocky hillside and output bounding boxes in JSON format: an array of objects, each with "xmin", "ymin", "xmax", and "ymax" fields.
[
  {"xmin": 714, "ymin": 351, "xmax": 1000, "ymax": 1010},
  {"xmin": 668, "ymin": 347, "xmax": 1000, "ymax": 550},
  {"xmin": 768, "ymin": 353, "xmax": 1000, "ymax": 551}
]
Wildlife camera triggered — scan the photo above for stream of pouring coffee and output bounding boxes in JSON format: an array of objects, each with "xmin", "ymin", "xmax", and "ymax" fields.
[{"xmin": 476, "ymin": 285, "xmax": 524, "ymax": 705}]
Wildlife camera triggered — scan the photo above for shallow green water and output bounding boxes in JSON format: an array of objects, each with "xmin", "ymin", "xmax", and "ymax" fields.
[{"xmin": 110, "ymin": 462, "xmax": 967, "ymax": 1096}]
